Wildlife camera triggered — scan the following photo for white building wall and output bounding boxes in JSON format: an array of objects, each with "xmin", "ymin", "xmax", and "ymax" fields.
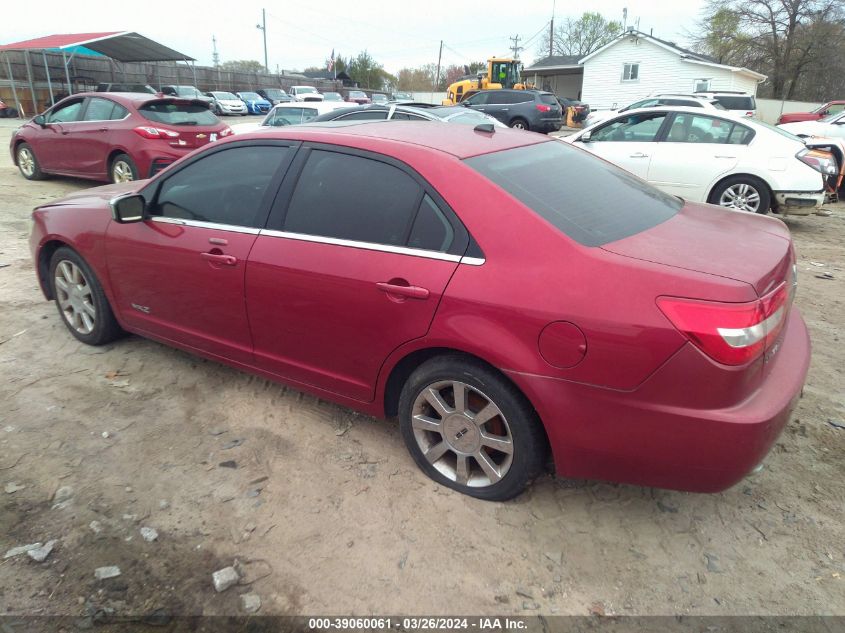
[{"xmin": 581, "ymin": 36, "xmax": 756, "ymax": 111}]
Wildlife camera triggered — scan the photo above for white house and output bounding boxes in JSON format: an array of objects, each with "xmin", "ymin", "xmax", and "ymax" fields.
[{"xmin": 578, "ymin": 29, "xmax": 767, "ymax": 110}]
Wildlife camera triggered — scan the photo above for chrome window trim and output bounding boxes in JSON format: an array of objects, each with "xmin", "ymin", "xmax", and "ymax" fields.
[
  {"xmin": 459, "ymin": 256, "xmax": 485, "ymax": 266},
  {"xmin": 259, "ymin": 229, "xmax": 469, "ymax": 262},
  {"xmin": 150, "ymin": 216, "xmax": 260, "ymax": 234}
]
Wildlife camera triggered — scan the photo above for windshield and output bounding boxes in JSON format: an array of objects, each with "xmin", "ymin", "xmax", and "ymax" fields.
[
  {"xmin": 373, "ymin": 94, "xmax": 387, "ymax": 101},
  {"xmin": 140, "ymin": 101, "xmax": 218, "ymax": 126},
  {"xmin": 443, "ymin": 112, "xmax": 497, "ymax": 125},
  {"xmin": 819, "ymin": 111, "xmax": 844, "ymax": 123},
  {"xmin": 240, "ymin": 92, "xmax": 261, "ymax": 100},
  {"xmin": 263, "ymin": 89, "xmax": 286, "ymax": 98},
  {"xmin": 263, "ymin": 106, "xmax": 319, "ymax": 126},
  {"xmin": 349, "ymin": 91, "xmax": 366, "ymax": 98},
  {"xmin": 395, "ymin": 92, "xmax": 412, "ymax": 99},
  {"xmin": 176, "ymin": 86, "xmax": 202, "ymax": 98},
  {"xmin": 490, "ymin": 61, "xmax": 522, "ymax": 89},
  {"xmin": 323, "ymin": 92, "xmax": 342, "ymax": 100},
  {"xmin": 213, "ymin": 92, "xmax": 237, "ymax": 100},
  {"xmin": 297, "ymin": 87, "xmax": 317, "ymax": 94},
  {"xmin": 465, "ymin": 141, "xmax": 681, "ymax": 247}
]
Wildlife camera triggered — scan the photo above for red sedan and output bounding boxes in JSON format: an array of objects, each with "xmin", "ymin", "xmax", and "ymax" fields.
[
  {"xmin": 10, "ymin": 92, "xmax": 231, "ymax": 184},
  {"xmin": 777, "ymin": 100, "xmax": 845, "ymax": 125},
  {"xmin": 29, "ymin": 122, "xmax": 811, "ymax": 500}
]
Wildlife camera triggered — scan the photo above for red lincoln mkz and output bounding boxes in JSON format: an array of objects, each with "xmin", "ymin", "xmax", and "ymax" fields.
[{"xmin": 29, "ymin": 122, "xmax": 811, "ymax": 500}]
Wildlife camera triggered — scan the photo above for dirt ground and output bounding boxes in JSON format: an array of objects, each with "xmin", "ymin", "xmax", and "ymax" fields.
[{"xmin": 0, "ymin": 116, "xmax": 843, "ymax": 622}]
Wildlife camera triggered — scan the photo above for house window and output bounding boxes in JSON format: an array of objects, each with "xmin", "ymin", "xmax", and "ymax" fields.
[
  {"xmin": 694, "ymin": 78, "xmax": 711, "ymax": 92},
  {"xmin": 622, "ymin": 63, "xmax": 639, "ymax": 82}
]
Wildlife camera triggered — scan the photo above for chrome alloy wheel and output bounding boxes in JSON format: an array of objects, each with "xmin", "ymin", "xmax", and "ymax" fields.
[
  {"xmin": 54, "ymin": 260, "xmax": 96, "ymax": 335},
  {"xmin": 718, "ymin": 182, "xmax": 761, "ymax": 213},
  {"xmin": 411, "ymin": 380, "xmax": 514, "ymax": 488},
  {"xmin": 112, "ymin": 160, "xmax": 135, "ymax": 183},
  {"xmin": 18, "ymin": 147, "xmax": 35, "ymax": 177}
]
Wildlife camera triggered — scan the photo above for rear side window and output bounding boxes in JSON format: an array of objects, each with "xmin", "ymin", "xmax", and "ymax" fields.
[
  {"xmin": 338, "ymin": 110, "xmax": 388, "ymax": 120},
  {"xmin": 465, "ymin": 141, "xmax": 682, "ymax": 247},
  {"xmin": 713, "ymin": 96, "xmax": 756, "ymax": 110},
  {"xmin": 139, "ymin": 101, "xmax": 217, "ymax": 126},
  {"xmin": 283, "ymin": 150, "xmax": 421, "ymax": 246},
  {"xmin": 408, "ymin": 195, "xmax": 455, "ymax": 252}
]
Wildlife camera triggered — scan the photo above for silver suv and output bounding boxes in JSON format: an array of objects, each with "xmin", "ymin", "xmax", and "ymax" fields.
[
  {"xmin": 693, "ymin": 91, "xmax": 757, "ymax": 118},
  {"xmin": 585, "ymin": 93, "xmax": 724, "ymax": 127}
]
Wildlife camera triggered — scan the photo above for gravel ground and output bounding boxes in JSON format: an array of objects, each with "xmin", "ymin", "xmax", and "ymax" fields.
[{"xmin": 0, "ymin": 116, "xmax": 843, "ymax": 620}]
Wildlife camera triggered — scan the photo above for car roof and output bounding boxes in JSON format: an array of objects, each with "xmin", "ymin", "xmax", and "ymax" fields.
[
  {"xmin": 62, "ymin": 91, "xmax": 178, "ymax": 105},
  {"xmin": 234, "ymin": 120, "xmax": 547, "ymax": 159}
]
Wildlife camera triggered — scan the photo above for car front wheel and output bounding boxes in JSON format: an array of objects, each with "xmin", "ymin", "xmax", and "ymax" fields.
[
  {"xmin": 398, "ymin": 356, "xmax": 547, "ymax": 501},
  {"xmin": 710, "ymin": 176, "xmax": 770, "ymax": 214},
  {"xmin": 49, "ymin": 247, "xmax": 123, "ymax": 346}
]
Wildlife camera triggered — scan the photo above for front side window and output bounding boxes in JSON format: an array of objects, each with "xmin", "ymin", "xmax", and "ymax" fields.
[
  {"xmin": 152, "ymin": 146, "xmax": 290, "ymax": 227},
  {"xmin": 83, "ymin": 97, "xmax": 123, "ymax": 121},
  {"xmin": 283, "ymin": 150, "xmax": 421, "ymax": 246},
  {"xmin": 591, "ymin": 112, "xmax": 667, "ymax": 142},
  {"xmin": 622, "ymin": 63, "xmax": 639, "ymax": 81},
  {"xmin": 47, "ymin": 99, "xmax": 84, "ymax": 123},
  {"xmin": 463, "ymin": 92, "xmax": 489, "ymax": 106}
]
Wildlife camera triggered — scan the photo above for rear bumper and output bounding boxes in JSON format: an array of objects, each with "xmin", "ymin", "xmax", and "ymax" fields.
[
  {"xmin": 774, "ymin": 190, "xmax": 824, "ymax": 216},
  {"xmin": 508, "ymin": 308, "xmax": 811, "ymax": 492}
]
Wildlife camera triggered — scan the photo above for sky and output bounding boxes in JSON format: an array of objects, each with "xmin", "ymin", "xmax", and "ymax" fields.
[{"xmin": 0, "ymin": 0, "xmax": 707, "ymax": 75}]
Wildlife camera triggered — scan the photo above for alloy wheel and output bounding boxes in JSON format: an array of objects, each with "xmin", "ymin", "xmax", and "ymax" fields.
[
  {"xmin": 54, "ymin": 260, "xmax": 96, "ymax": 335},
  {"xmin": 112, "ymin": 160, "xmax": 134, "ymax": 183},
  {"xmin": 718, "ymin": 183, "xmax": 761, "ymax": 212},
  {"xmin": 18, "ymin": 147, "xmax": 35, "ymax": 177},
  {"xmin": 411, "ymin": 380, "xmax": 514, "ymax": 488}
]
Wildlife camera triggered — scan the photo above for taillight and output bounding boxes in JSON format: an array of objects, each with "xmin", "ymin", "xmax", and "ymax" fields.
[
  {"xmin": 220, "ymin": 126, "xmax": 233, "ymax": 137},
  {"xmin": 745, "ymin": 111, "xmax": 754, "ymax": 117},
  {"xmin": 133, "ymin": 126, "xmax": 180, "ymax": 140},
  {"xmin": 797, "ymin": 148, "xmax": 838, "ymax": 175},
  {"xmin": 536, "ymin": 104, "xmax": 551, "ymax": 112},
  {"xmin": 657, "ymin": 284, "xmax": 790, "ymax": 366}
]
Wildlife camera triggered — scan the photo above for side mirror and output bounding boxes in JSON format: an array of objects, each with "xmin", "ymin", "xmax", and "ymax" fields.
[
  {"xmin": 110, "ymin": 194, "xmax": 146, "ymax": 223},
  {"xmin": 580, "ymin": 131, "xmax": 592, "ymax": 142},
  {"xmin": 33, "ymin": 114, "xmax": 46, "ymax": 127}
]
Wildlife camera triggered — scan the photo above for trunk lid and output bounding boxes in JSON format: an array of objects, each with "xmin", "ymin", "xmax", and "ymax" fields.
[{"xmin": 601, "ymin": 202, "xmax": 793, "ymax": 297}]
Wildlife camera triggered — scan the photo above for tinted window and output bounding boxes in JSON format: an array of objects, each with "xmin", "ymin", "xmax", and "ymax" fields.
[
  {"xmin": 47, "ymin": 99, "xmax": 84, "ymax": 123},
  {"xmin": 667, "ymin": 113, "xmax": 754, "ymax": 145},
  {"xmin": 540, "ymin": 94, "xmax": 558, "ymax": 105},
  {"xmin": 464, "ymin": 93, "xmax": 489, "ymax": 106},
  {"xmin": 408, "ymin": 195, "xmax": 454, "ymax": 252},
  {"xmin": 713, "ymin": 95, "xmax": 756, "ymax": 110},
  {"xmin": 153, "ymin": 146, "xmax": 290, "ymax": 227},
  {"xmin": 591, "ymin": 112, "xmax": 667, "ymax": 142},
  {"xmin": 283, "ymin": 150, "xmax": 421, "ymax": 246},
  {"xmin": 265, "ymin": 107, "xmax": 319, "ymax": 125},
  {"xmin": 83, "ymin": 97, "xmax": 121, "ymax": 121},
  {"xmin": 139, "ymin": 101, "xmax": 218, "ymax": 126},
  {"xmin": 337, "ymin": 110, "xmax": 388, "ymax": 120},
  {"xmin": 465, "ymin": 141, "xmax": 681, "ymax": 247},
  {"xmin": 661, "ymin": 98, "xmax": 701, "ymax": 107}
]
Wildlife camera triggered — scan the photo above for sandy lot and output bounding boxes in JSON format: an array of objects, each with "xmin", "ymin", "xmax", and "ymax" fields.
[{"xmin": 0, "ymin": 116, "xmax": 843, "ymax": 622}]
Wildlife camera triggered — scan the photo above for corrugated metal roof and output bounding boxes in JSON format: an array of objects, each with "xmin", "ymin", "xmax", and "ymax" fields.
[{"xmin": 0, "ymin": 32, "xmax": 194, "ymax": 62}]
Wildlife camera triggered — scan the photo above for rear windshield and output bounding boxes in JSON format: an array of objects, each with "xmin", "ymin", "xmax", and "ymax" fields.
[
  {"xmin": 465, "ymin": 141, "xmax": 682, "ymax": 247},
  {"xmin": 714, "ymin": 95, "xmax": 756, "ymax": 110},
  {"xmin": 240, "ymin": 92, "xmax": 261, "ymax": 100},
  {"xmin": 140, "ymin": 101, "xmax": 218, "ymax": 126}
]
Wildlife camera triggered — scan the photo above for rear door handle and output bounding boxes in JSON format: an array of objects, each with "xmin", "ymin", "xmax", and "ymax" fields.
[
  {"xmin": 376, "ymin": 282, "xmax": 429, "ymax": 300},
  {"xmin": 201, "ymin": 252, "xmax": 237, "ymax": 266},
  {"xmin": 629, "ymin": 152, "xmax": 649, "ymax": 158}
]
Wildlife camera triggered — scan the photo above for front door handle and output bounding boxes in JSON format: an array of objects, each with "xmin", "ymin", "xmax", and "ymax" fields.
[
  {"xmin": 201, "ymin": 252, "xmax": 237, "ymax": 266},
  {"xmin": 376, "ymin": 282, "xmax": 429, "ymax": 300},
  {"xmin": 629, "ymin": 152, "xmax": 649, "ymax": 158}
]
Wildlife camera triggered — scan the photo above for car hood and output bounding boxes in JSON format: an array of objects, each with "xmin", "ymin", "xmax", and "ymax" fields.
[
  {"xmin": 37, "ymin": 181, "xmax": 145, "ymax": 209},
  {"xmin": 779, "ymin": 120, "xmax": 829, "ymax": 135},
  {"xmin": 601, "ymin": 201, "xmax": 793, "ymax": 297},
  {"xmin": 219, "ymin": 99, "xmax": 245, "ymax": 106}
]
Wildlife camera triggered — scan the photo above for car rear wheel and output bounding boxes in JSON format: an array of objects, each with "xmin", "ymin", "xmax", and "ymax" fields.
[
  {"xmin": 16, "ymin": 143, "xmax": 46, "ymax": 180},
  {"xmin": 710, "ymin": 176, "xmax": 770, "ymax": 214},
  {"xmin": 398, "ymin": 356, "xmax": 547, "ymax": 501},
  {"xmin": 110, "ymin": 154, "xmax": 138, "ymax": 183},
  {"xmin": 49, "ymin": 247, "xmax": 123, "ymax": 346},
  {"xmin": 509, "ymin": 118, "xmax": 529, "ymax": 130}
]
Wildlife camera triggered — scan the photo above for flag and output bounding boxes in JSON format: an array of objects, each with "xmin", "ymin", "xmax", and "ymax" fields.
[{"xmin": 327, "ymin": 49, "xmax": 335, "ymax": 72}]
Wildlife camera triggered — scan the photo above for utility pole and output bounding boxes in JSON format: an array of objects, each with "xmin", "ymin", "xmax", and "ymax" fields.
[
  {"xmin": 212, "ymin": 35, "xmax": 219, "ymax": 68},
  {"xmin": 256, "ymin": 9, "xmax": 268, "ymax": 73},
  {"xmin": 549, "ymin": 0, "xmax": 555, "ymax": 57},
  {"xmin": 434, "ymin": 40, "xmax": 443, "ymax": 93},
  {"xmin": 509, "ymin": 35, "xmax": 522, "ymax": 59}
]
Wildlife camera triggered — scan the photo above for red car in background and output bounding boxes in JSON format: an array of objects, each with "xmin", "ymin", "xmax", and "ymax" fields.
[
  {"xmin": 345, "ymin": 90, "xmax": 371, "ymax": 105},
  {"xmin": 28, "ymin": 122, "xmax": 810, "ymax": 501},
  {"xmin": 777, "ymin": 100, "xmax": 845, "ymax": 125},
  {"xmin": 10, "ymin": 93, "xmax": 231, "ymax": 183}
]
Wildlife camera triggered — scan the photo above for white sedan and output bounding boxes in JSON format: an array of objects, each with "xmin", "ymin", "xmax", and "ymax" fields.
[
  {"xmin": 779, "ymin": 110, "xmax": 845, "ymax": 139},
  {"xmin": 231, "ymin": 101, "xmax": 355, "ymax": 135},
  {"xmin": 563, "ymin": 106, "xmax": 835, "ymax": 216}
]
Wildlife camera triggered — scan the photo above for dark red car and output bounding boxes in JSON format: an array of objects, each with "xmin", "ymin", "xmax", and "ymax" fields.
[
  {"xmin": 29, "ymin": 122, "xmax": 811, "ymax": 501},
  {"xmin": 345, "ymin": 90, "xmax": 371, "ymax": 105},
  {"xmin": 10, "ymin": 92, "xmax": 231, "ymax": 184},
  {"xmin": 777, "ymin": 100, "xmax": 845, "ymax": 125}
]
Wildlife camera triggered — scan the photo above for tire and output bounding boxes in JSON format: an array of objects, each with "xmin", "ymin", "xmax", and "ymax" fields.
[
  {"xmin": 49, "ymin": 247, "xmax": 123, "ymax": 346},
  {"xmin": 509, "ymin": 117, "xmax": 529, "ymax": 131},
  {"xmin": 110, "ymin": 153, "xmax": 138, "ymax": 184},
  {"xmin": 398, "ymin": 355, "xmax": 548, "ymax": 501},
  {"xmin": 16, "ymin": 143, "xmax": 46, "ymax": 180},
  {"xmin": 709, "ymin": 175, "xmax": 771, "ymax": 214}
]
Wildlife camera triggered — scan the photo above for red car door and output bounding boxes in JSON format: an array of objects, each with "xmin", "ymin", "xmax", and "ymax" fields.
[
  {"xmin": 246, "ymin": 147, "xmax": 467, "ymax": 402},
  {"xmin": 72, "ymin": 97, "xmax": 128, "ymax": 176},
  {"xmin": 32, "ymin": 97, "xmax": 86, "ymax": 171},
  {"xmin": 105, "ymin": 143, "xmax": 297, "ymax": 363}
]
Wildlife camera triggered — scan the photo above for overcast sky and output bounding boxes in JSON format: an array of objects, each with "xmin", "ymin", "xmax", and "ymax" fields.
[{"xmin": 1, "ymin": 0, "xmax": 707, "ymax": 74}]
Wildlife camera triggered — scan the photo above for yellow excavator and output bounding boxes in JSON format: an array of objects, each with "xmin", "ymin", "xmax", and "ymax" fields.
[{"xmin": 441, "ymin": 58, "xmax": 534, "ymax": 105}]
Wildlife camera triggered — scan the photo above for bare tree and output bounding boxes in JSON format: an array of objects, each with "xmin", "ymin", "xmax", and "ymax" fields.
[{"xmin": 538, "ymin": 12, "xmax": 623, "ymax": 58}]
